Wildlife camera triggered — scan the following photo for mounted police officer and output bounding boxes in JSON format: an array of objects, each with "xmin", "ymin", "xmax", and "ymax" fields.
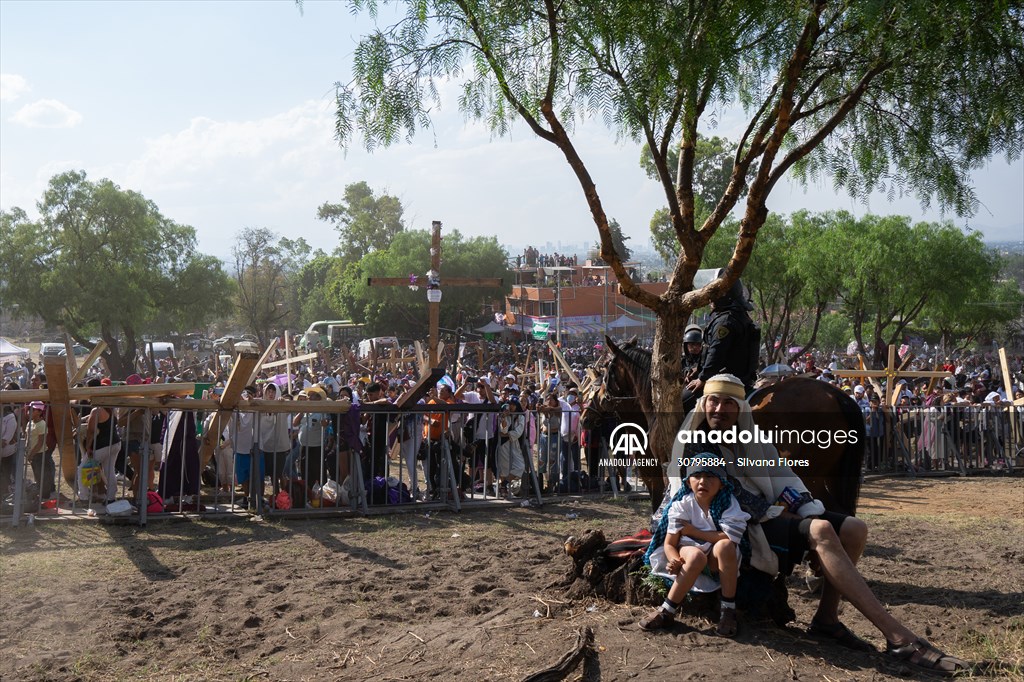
[
  {"xmin": 683, "ymin": 273, "xmax": 761, "ymax": 411},
  {"xmin": 682, "ymin": 324, "xmax": 703, "ymax": 383}
]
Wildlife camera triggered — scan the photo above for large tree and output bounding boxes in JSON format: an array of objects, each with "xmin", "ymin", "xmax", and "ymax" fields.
[
  {"xmin": 331, "ymin": 0, "xmax": 1024, "ymax": 476},
  {"xmin": 316, "ymin": 181, "xmax": 406, "ymax": 264},
  {"xmin": 232, "ymin": 227, "xmax": 300, "ymax": 347},
  {"xmin": 645, "ymin": 135, "xmax": 744, "ymax": 264},
  {"xmin": 0, "ymin": 171, "xmax": 232, "ymax": 378}
]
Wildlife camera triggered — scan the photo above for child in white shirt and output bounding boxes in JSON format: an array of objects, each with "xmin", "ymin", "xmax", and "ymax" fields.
[{"xmin": 641, "ymin": 463, "xmax": 749, "ymax": 637}]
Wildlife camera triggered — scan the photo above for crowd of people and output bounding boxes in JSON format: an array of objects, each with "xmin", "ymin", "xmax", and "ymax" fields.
[
  {"xmin": 2, "ymin": 320, "xmax": 1022, "ymax": 513},
  {"xmin": 2, "ymin": 271, "xmax": 1018, "ymax": 679},
  {"xmin": 0, "ymin": 334, "xmax": 619, "ymax": 515}
]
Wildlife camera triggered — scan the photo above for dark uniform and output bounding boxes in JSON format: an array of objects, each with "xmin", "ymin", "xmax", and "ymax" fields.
[
  {"xmin": 699, "ymin": 305, "xmax": 760, "ymax": 391},
  {"xmin": 682, "ymin": 278, "xmax": 761, "ymax": 412},
  {"xmin": 682, "ymin": 324, "xmax": 703, "ymax": 382}
]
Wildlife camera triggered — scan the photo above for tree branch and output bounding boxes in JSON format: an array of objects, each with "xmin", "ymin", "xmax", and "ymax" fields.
[{"xmin": 455, "ymin": 0, "xmax": 557, "ymax": 144}]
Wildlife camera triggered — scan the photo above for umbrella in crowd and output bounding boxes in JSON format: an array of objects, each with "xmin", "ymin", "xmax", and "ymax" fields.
[{"xmin": 760, "ymin": 363, "xmax": 796, "ymax": 378}]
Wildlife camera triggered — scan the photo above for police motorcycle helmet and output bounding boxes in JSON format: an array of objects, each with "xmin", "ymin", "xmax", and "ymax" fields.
[
  {"xmin": 683, "ymin": 324, "xmax": 703, "ymax": 344},
  {"xmin": 712, "ymin": 268, "xmax": 753, "ymax": 311}
]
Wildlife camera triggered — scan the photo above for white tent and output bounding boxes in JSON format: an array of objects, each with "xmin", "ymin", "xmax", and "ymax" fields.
[
  {"xmin": 607, "ymin": 314, "xmax": 645, "ymax": 329},
  {"xmin": 475, "ymin": 321, "xmax": 508, "ymax": 334},
  {"xmin": 0, "ymin": 337, "xmax": 30, "ymax": 362}
]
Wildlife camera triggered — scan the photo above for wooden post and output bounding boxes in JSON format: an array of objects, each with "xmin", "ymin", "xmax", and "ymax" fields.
[
  {"xmin": 428, "ymin": 221, "xmax": 441, "ymax": 367},
  {"xmin": 198, "ymin": 352, "xmax": 261, "ymax": 469},
  {"xmin": 70, "ymin": 340, "xmax": 108, "ymax": 385},
  {"xmin": 261, "ymin": 352, "xmax": 318, "ymax": 370},
  {"xmin": 998, "ymin": 347, "xmax": 1019, "ymax": 446},
  {"xmin": 44, "ymin": 357, "xmax": 79, "ymax": 485},
  {"xmin": 63, "ymin": 333, "xmax": 78, "ymax": 381},
  {"xmin": 246, "ymin": 338, "xmax": 280, "ymax": 386},
  {"xmin": 284, "ymin": 330, "xmax": 294, "ymax": 395},
  {"xmin": 547, "ymin": 340, "xmax": 579, "ymax": 387}
]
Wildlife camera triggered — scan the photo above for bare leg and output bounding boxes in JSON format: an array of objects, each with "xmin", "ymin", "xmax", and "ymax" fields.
[
  {"xmin": 814, "ymin": 517, "xmax": 867, "ymax": 624},
  {"xmin": 666, "ymin": 547, "xmax": 707, "ymax": 603},
  {"xmin": 709, "ymin": 540, "xmax": 738, "ymax": 600},
  {"xmin": 806, "ymin": 519, "xmax": 917, "ymax": 646}
]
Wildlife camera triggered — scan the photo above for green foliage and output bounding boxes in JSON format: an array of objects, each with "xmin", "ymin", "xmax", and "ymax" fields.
[
  {"xmin": 293, "ymin": 252, "xmax": 347, "ymax": 324},
  {"xmin": 640, "ymin": 135, "xmax": 743, "ymax": 208},
  {"xmin": 317, "ymin": 181, "xmax": 405, "ymax": 264},
  {"xmin": 799, "ymin": 312, "xmax": 854, "ymax": 354},
  {"xmin": 630, "ymin": 562, "xmax": 668, "ymax": 600},
  {"xmin": 336, "ymin": 0, "xmax": 1022, "ymax": 285},
  {"xmin": 0, "ymin": 171, "xmax": 232, "ymax": 377},
  {"xmin": 588, "ymin": 218, "xmax": 632, "ymax": 262},
  {"xmin": 334, "ymin": 228, "xmax": 511, "ymax": 336},
  {"xmin": 921, "ymin": 256, "xmax": 1022, "ymax": 350}
]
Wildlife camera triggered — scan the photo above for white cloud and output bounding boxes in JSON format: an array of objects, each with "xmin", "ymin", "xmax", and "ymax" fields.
[
  {"xmin": 9, "ymin": 99, "xmax": 82, "ymax": 128},
  {"xmin": 0, "ymin": 74, "xmax": 29, "ymax": 102},
  {"xmin": 124, "ymin": 100, "xmax": 337, "ymax": 187}
]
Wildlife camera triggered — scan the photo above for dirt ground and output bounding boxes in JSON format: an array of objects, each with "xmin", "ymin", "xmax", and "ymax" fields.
[{"xmin": 1, "ymin": 476, "xmax": 1022, "ymax": 682}]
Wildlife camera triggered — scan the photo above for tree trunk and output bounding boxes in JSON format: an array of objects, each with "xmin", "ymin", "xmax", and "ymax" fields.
[{"xmin": 647, "ymin": 308, "xmax": 687, "ymax": 503}]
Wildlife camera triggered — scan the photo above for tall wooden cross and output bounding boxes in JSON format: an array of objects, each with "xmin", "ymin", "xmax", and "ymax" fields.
[
  {"xmin": 367, "ymin": 220, "xmax": 504, "ymax": 372},
  {"xmin": 834, "ymin": 344, "xmax": 951, "ymax": 406}
]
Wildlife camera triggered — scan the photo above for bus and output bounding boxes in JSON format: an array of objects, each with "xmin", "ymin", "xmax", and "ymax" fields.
[{"xmin": 299, "ymin": 320, "xmax": 365, "ymax": 350}]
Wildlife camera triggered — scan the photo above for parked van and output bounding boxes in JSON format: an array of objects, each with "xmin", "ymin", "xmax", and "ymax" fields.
[
  {"xmin": 299, "ymin": 320, "xmax": 364, "ymax": 350},
  {"xmin": 143, "ymin": 342, "xmax": 176, "ymax": 359}
]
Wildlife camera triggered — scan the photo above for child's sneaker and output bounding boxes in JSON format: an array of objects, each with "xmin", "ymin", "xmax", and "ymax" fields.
[
  {"xmin": 716, "ymin": 606, "xmax": 738, "ymax": 638},
  {"xmin": 639, "ymin": 608, "xmax": 675, "ymax": 631}
]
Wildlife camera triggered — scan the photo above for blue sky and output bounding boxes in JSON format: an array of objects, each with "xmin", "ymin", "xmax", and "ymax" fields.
[{"xmin": 2, "ymin": 0, "xmax": 1022, "ymax": 263}]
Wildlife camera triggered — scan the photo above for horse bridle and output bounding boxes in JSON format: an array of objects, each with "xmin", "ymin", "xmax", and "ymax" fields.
[{"xmin": 590, "ymin": 352, "xmax": 638, "ymax": 417}]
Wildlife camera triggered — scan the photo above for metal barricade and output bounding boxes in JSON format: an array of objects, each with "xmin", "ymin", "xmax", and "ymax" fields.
[{"xmin": 863, "ymin": 403, "xmax": 1022, "ymax": 476}]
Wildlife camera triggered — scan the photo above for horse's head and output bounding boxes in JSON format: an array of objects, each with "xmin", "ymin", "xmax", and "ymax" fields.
[{"xmin": 583, "ymin": 335, "xmax": 650, "ymax": 428}]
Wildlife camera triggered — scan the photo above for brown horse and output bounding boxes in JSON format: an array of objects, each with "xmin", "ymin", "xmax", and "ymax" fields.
[{"xmin": 584, "ymin": 337, "xmax": 864, "ymax": 515}]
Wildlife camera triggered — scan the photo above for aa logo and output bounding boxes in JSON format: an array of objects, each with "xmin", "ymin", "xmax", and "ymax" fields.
[{"xmin": 609, "ymin": 422, "xmax": 649, "ymax": 457}]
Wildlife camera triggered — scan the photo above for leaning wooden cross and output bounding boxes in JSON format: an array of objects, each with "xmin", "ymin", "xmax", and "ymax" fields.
[
  {"xmin": 367, "ymin": 220, "xmax": 503, "ymax": 373},
  {"xmin": 834, "ymin": 344, "xmax": 951, "ymax": 406},
  {"xmin": 0, "ymin": 357, "xmax": 196, "ymax": 485}
]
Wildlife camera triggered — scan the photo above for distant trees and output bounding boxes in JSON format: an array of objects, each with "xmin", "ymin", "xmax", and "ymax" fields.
[
  {"xmin": 317, "ymin": 181, "xmax": 405, "ymax": 265},
  {"xmin": 231, "ymin": 228, "xmax": 301, "ymax": 347},
  {"xmin": 0, "ymin": 171, "xmax": 232, "ymax": 377},
  {"xmin": 688, "ymin": 210, "xmax": 1021, "ymax": 363}
]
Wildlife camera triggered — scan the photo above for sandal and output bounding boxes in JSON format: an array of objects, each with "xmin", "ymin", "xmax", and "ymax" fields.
[
  {"xmin": 808, "ymin": 619, "xmax": 875, "ymax": 652},
  {"xmin": 886, "ymin": 638, "xmax": 970, "ymax": 677},
  {"xmin": 717, "ymin": 607, "xmax": 738, "ymax": 638}
]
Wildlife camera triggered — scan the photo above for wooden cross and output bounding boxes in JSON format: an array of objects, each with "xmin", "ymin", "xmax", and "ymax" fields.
[
  {"xmin": 367, "ymin": 220, "xmax": 503, "ymax": 372},
  {"xmin": 547, "ymin": 340, "xmax": 580, "ymax": 388},
  {"xmin": 0, "ymin": 357, "xmax": 197, "ymax": 485},
  {"xmin": 834, "ymin": 344, "xmax": 951, "ymax": 406},
  {"xmin": 197, "ymin": 351, "xmax": 261, "ymax": 469}
]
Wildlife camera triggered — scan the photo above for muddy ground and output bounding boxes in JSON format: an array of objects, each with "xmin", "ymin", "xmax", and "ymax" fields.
[{"xmin": 1, "ymin": 476, "xmax": 1022, "ymax": 681}]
